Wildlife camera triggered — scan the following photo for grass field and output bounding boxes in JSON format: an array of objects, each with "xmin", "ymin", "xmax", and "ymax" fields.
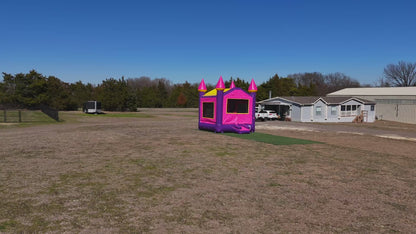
[
  {"xmin": 0, "ymin": 110, "xmax": 57, "ymax": 128},
  {"xmin": 0, "ymin": 109, "xmax": 416, "ymax": 232},
  {"xmin": 224, "ymin": 132, "xmax": 320, "ymax": 145}
]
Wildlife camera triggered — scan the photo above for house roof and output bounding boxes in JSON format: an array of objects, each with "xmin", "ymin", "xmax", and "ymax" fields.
[
  {"xmin": 327, "ymin": 87, "xmax": 416, "ymax": 96},
  {"xmin": 322, "ymin": 96, "xmax": 375, "ymax": 105},
  {"xmin": 258, "ymin": 96, "xmax": 375, "ymax": 105}
]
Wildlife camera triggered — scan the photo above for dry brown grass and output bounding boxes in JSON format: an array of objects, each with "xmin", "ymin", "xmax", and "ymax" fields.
[{"xmin": 0, "ymin": 110, "xmax": 415, "ymax": 233}]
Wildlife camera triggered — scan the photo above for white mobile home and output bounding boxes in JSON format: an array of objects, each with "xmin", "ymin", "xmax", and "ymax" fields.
[
  {"xmin": 257, "ymin": 96, "xmax": 376, "ymax": 123},
  {"xmin": 328, "ymin": 87, "xmax": 416, "ymax": 124}
]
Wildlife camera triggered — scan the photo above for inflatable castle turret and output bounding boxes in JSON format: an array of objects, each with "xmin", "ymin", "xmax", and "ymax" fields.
[{"xmin": 198, "ymin": 76, "xmax": 257, "ymax": 134}]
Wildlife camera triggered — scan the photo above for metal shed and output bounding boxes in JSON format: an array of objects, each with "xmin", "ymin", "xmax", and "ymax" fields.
[{"xmin": 327, "ymin": 87, "xmax": 416, "ymax": 124}]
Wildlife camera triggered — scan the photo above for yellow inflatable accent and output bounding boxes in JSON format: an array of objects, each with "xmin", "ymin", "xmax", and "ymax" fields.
[{"xmin": 204, "ymin": 88, "xmax": 231, "ymax": 97}]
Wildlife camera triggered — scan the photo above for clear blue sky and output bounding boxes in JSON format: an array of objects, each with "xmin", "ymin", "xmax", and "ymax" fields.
[{"xmin": 1, "ymin": 0, "xmax": 416, "ymax": 85}]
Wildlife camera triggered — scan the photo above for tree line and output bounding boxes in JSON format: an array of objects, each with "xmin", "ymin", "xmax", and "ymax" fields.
[{"xmin": 1, "ymin": 61, "xmax": 414, "ymax": 111}]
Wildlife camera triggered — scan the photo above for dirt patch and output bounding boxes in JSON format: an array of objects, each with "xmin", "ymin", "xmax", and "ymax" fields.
[
  {"xmin": 0, "ymin": 110, "xmax": 415, "ymax": 232},
  {"xmin": 0, "ymin": 123, "xmax": 17, "ymax": 126},
  {"xmin": 257, "ymin": 120, "xmax": 416, "ymax": 157}
]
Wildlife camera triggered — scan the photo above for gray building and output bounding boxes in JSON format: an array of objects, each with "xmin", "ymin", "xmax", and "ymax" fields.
[
  {"xmin": 327, "ymin": 87, "xmax": 416, "ymax": 124},
  {"xmin": 257, "ymin": 96, "xmax": 376, "ymax": 123}
]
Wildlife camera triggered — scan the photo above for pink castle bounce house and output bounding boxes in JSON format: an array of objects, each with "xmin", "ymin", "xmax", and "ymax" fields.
[{"xmin": 198, "ymin": 76, "xmax": 257, "ymax": 134}]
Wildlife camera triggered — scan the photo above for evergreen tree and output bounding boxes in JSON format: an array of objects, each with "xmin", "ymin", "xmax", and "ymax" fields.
[{"xmin": 97, "ymin": 77, "xmax": 136, "ymax": 111}]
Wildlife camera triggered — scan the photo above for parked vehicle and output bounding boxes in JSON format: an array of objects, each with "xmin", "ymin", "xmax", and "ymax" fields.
[
  {"xmin": 264, "ymin": 110, "xmax": 279, "ymax": 120},
  {"xmin": 255, "ymin": 110, "xmax": 267, "ymax": 121}
]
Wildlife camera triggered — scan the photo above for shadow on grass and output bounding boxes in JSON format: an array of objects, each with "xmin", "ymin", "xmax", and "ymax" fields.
[{"xmin": 224, "ymin": 132, "xmax": 322, "ymax": 145}]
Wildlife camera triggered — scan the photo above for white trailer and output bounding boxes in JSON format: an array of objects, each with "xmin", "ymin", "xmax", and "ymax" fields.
[{"xmin": 83, "ymin": 101, "xmax": 102, "ymax": 114}]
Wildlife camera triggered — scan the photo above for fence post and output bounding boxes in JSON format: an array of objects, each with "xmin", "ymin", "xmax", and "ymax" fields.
[
  {"xmin": 19, "ymin": 110, "xmax": 22, "ymax": 122},
  {"xmin": 3, "ymin": 109, "xmax": 6, "ymax": 123}
]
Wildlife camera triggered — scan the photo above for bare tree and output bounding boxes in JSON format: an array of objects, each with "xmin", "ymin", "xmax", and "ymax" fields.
[
  {"xmin": 324, "ymin": 72, "xmax": 360, "ymax": 93},
  {"xmin": 126, "ymin": 76, "xmax": 153, "ymax": 90},
  {"xmin": 288, "ymin": 72, "xmax": 325, "ymax": 89},
  {"xmin": 287, "ymin": 72, "xmax": 360, "ymax": 96},
  {"xmin": 383, "ymin": 61, "xmax": 416, "ymax": 86},
  {"xmin": 374, "ymin": 76, "xmax": 391, "ymax": 87}
]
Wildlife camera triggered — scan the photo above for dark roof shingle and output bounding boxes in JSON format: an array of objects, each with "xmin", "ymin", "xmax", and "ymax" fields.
[{"xmin": 259, "ymin": 96, "xmax": 375, "ymax": 105}]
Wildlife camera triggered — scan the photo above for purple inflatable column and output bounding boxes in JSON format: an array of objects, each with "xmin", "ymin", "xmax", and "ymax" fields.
[
  {"xmin": 215, "ymin": 76, "xmax": 225, "ymax": 133},
  {"xmin": 198, "ymin": 79, "xmax": 207, "ymax": 129},
  {"xmin": 248, "ymin": 79, "xmax": 258, "ymax": 133}
]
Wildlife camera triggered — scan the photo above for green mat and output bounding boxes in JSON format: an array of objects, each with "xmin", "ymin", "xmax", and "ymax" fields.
[{"xmin": 224, "ymin": 132, "xmax": 321, "ymax": 145}]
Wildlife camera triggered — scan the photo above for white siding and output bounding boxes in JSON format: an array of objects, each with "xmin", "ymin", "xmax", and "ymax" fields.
[
  {"xmin": 362, "ymin": 104, "xmax": 376, "ymax": 122},
  {"xmin": 301, "ymin": 106, "xmax": 312, "ymax": 122},
  {"xmin": 325, "ymin": 105, "xmax": 341, "ymax": 122},
  {"xmin": 338, "ymin": 100, "xmax": 363, "ymax": 122},
  {"xmin": 328, "ymin": 87, "xmax": 415, "ymax": 124},
  {"xmin": 290, "ymin": 105, "xmax": 302, "ymax": 121},
  {"xmin": 377, "ymin": 103, "xmax": 416, "ymax": 124},
  {"xmin": 299, "ymin": 100, "xmax": 376, "ymax": 123},
  {"xmin": 258, "ymin": 96, "xmax": 377, "ymax": 123},
  {"xmin": 313, "ymin": 100, "xmax": 326, "ymax": 122}
]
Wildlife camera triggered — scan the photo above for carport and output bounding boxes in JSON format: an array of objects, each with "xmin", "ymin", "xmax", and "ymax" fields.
[{"xmin": 257, "ymin": 100, "xmax": 291, "ymax": 120}]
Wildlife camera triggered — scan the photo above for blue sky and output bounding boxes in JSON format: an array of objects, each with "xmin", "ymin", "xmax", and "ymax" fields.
[{"xmin": 1, "ymin": 0, "xmax": 416, "ymax": 85}]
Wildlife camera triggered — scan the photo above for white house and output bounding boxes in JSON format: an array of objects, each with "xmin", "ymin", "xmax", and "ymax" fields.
[
  {"xmin": 257, "ymin": 96, "xmax": 376, "ymax": 123},
  {"xmin": 328, "ymin": 87, "xmax": 416, "ymax": 124}
]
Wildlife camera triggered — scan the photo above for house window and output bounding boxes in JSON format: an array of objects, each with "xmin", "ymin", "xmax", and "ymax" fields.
[
  {"xmin": 371, "ymin": 105, "xmax": 375, "ymax": 111},
  {"xmin": 315, "ymin": 106, "xmax": 322, "ymax": 116},
  {"xmin": 202, "ymin": 102, "xmax": 214, "ymax": 118},
  {"xmin": 227, "ymin": 99, "xmax": 249, "ymax": 114},
  {"xmin": 331, "ymin": 106, "xmax": 337, "ymax": 115},
  {"xmin": 340, "ymin": 105, "xmax": 360, "ymax": 117}
]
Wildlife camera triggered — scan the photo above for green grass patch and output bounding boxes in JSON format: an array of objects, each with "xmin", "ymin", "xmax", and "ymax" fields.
[
  {"xmin": 0, "ymin": 110, "xmax": 56, "ymax": 123},
  {"xmin": 0, "ymin": 110, "xmax": 58, "ymax": 128},
  {"xmin": 268, "ymin": 182, "xmax": 282, "ymax": 187},
  {"xmin": 224, "ymin": 132, "xmax": 321, "ymax": 145},
  {"xmin": 0, "ymin": 220, "xmax": 19, "ymax": 231}
]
